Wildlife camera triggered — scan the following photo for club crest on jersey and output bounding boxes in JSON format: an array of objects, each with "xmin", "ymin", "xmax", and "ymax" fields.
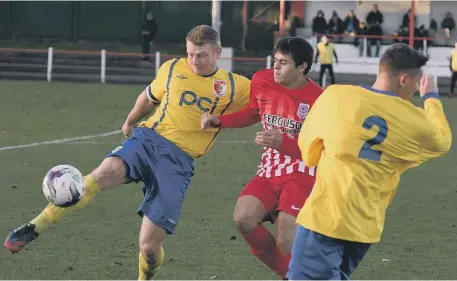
[
  {"xmin": 297, "ymin": 103, "xmax": 310, "ymax": 120},
  {"xmin": 213, "ymin": 80, "xmax": 227, "ymax": 97}
]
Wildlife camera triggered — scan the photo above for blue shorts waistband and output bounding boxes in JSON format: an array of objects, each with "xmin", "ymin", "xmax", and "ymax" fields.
[{"xmin": 135, "ymin": 127, "xmax": 193, "ymax": 162}]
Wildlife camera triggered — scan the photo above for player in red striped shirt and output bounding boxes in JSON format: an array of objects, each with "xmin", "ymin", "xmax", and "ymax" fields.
[{"xmin": 201, "ymin": 37, "xmax": 323, "ymax": 279}]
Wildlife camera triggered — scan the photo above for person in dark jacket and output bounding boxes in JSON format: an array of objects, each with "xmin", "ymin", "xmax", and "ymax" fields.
[
  {"xmin": 402, "ymin": 9, "xmax": 417, "ymax": 29},
  {"xmin": 328, "ymin": 11, "xmax": 344, "ymax": 42},
  {"xmin": 366, "ymin": 4, "xmax": 383, "ymax": 57},
  {"xmin": 344, "ymin": 10, "xmax": 360, "ymax": 34},
  {"xmin": 312, "ymin": 10, "xmax": 327, "ymax": 42},
  {"xmin": 448, "ymin": 42, "xmax": 457, "ymax": 97},
  {"xmin": 344, "ymin": 10, "xmax": 360, "ymax": 45},
  {"xmin": 441, "ymin": 11, "xmax": 455, "ymax": 39},
  {"xmin": 141, "ymin": 12, "xmax": 158, "ymax": 61},
  {"xmin": 430, "ymin": 18, "xmax": 438, "ymax": 32}
]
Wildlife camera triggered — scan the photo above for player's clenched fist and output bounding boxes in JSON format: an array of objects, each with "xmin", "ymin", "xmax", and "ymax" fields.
[
  {"xmin": 201, "ymin": 113, "xmax": 221, "ymax": 129},
  {"xmin": 419, "ymin": 74, "xmax": 438, "ymax": 97},
  {"xmin": 255, "ymin": 129, "xmax": 283, "ymax": 149}
]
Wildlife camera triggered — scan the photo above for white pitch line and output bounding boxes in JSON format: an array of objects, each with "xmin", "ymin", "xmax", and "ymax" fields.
[
  {"xmin": 0, "ymin": 130, "xmax": 255, "ymax": 152},
  {"xmin": 218, "ymin": 140, "xmax": 253, "ymax": 144},
  {"xmin": 0, "ymin": 130, "xmax": 121, "ymax": 151},
  {"xmin": 65, "ymin": 141, "xmax": 120, "ymax": 145},
  {"xmin": 65, "ymin": 140, "xmax": 254, "ymax": 145}
]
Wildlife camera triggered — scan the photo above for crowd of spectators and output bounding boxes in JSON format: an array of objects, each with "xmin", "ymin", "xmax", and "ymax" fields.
[{"xmin": 312, "ymin": 4, "xmax": 456, "ymax": 57}]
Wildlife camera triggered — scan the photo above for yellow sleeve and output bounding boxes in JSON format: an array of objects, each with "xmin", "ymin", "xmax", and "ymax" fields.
[
  {"xmin": 145, "ymin": 59, "xmax": 174, "ymax": 104},
  {"xmin": 418, "ymin": 95, "xmax": 452, "ymax": 161},
  {"xmin": 298, "ymin": 92, "xmax": 327, "ymax": 167},
  {"xmin": 230, "ymin": 74, "xmax": 251, "ymax": 112}
]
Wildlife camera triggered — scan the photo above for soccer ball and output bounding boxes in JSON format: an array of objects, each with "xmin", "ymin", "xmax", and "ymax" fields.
[{"xmin": 42, "ymin": 165, "xmax": 85, "ymax": 207}]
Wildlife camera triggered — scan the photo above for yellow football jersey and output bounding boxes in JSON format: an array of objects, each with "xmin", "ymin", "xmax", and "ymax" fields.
[
  {"xmin": 317, "ymin": 42, "xmax": 335, "ymax": 64},
  {"xmin": 451, "ymin": 49, "xmax": 457, "ymax": 72},
  {"xmin": 139, "ymin": 58, "xmax": 250, "ymax": 158},
  {"xmin": 297, "ymin": 85, "xmax": 452, "ymax": 243}
]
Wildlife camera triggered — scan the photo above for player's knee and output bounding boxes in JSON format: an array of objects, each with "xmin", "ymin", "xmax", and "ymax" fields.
[
  {"xmin": 139, "ymin": 216, "xmax": 166, "ymax": 264},
  {"xmin": 92, "ymin": 156, "xmax": 128, "ymax": 191},
  {"xmin": 139, "ymin": 242, "xmax": 162, "ymax": 264},
  {"xmin": 233, "ymin": 210, "xmax": 259, "ymax": 234},
  {"xmin": 140, "ymin": 230, "xmax": 163, "ymax": 263},
  {"xmin": 233, "ymin": 195, "xmax": 266, "ymax": 234}
]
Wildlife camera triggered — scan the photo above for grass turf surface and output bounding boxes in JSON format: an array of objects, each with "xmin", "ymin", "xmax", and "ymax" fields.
[{"xmin": 0, "ymin": 81, "xmax": 456, "ymax": 279}]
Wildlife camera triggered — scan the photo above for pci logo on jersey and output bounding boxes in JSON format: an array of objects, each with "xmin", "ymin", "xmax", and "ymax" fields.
[
  {"xmin": 213, "ymin": 80, "xmax": 227, "ymax": 97},
  {"xmin": 297, "ymin": 103, "xmax": 310, "ymax": 120}
]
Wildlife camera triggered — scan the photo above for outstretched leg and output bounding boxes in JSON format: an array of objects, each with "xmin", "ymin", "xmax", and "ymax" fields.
[
  {"xmin": 4, "ymin": 156, "xmax": 129, "ymax": 253},
  {"xmin": 133, "ymin": 127, "xmax": 194, "ymax": 280}
]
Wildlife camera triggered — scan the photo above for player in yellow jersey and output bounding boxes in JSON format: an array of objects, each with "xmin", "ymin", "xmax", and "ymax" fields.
[
  {"xmin": 315, "ymin": 35, "xmax": 338, "ymax": 87},
  {"xmin": 4, "ymin": 25, "xmax": 250, "ymax": 280},
  {"xmin": 287, "ymin": 43, "xmax": 452, "ymax": 280}
]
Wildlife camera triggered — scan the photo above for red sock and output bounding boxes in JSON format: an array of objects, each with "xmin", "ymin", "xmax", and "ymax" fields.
[{"xmin": 241, "ymin": 225, "xmax": 290, "ymax": 279}]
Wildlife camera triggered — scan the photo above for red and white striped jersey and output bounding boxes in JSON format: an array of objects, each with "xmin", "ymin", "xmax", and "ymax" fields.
[
  {"xmin": 219, "ymin": 69, "xmax": 323, "ymax": 178},
  {"xmin": 255, "ymin": 70, "xmax": 322, "ymax": 178},
  {"xmin": 256, "ymin": 148, "xmax": 316, "ymax": 178}
]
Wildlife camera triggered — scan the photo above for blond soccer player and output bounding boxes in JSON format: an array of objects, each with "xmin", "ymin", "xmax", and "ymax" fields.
[{"xmin": 5, "ymin": 25, "xmax": 251, "ymax": 280}]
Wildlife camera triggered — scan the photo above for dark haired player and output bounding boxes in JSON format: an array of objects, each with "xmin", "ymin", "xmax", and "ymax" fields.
[
  {"xmin": 201, "ymin": 36, "xmax": 323, "ymax": 279},
  {"xmin": 288, "ymin": 43, "xmax": 451, "ymax": 280}
]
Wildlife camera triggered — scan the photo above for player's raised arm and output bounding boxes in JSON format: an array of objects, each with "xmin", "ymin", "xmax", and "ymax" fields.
[
  {"xmin": 219, "ymin": 75, "xmax": 260, "ymax": 128},
  {"xmin": 201, "ymin": 76, "xmax": 260, "ymax": 129},
  {"xmin": 122, "ymin": 60, "xmax": 171, "ymax": 138},
  {"xmin": 201, "ymin": 104, "xmax": 260, "ymax": 129},
  {"xmin": 417, "ymin": 75, "xmax": 452, "ymax": 160}
]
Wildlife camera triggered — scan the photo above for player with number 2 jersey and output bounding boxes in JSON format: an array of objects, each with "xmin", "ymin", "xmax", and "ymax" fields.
[{"xmin": 288, "ymin": 43, "xmax": 452, "ymax": 280}]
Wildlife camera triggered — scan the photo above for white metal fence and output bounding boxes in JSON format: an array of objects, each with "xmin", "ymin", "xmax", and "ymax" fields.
[
  {"xmin": 13, "ymin": 44, "xmax": 453, "ymax": 85},
  {"xmin": 43, "ymin": 47, "xmax": 273, "ymax": 84}
]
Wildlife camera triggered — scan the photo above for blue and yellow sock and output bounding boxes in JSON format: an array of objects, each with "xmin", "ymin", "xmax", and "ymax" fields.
[
  {"xmin": 30, "ymin": 175, "xmax": 101, "ymax": 233},
  {"xmin": 138, "ymin": 247, "xmax": 165, "ymax": 280}
]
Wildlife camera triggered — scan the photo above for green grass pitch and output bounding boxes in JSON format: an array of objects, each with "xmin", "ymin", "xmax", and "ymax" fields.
[{"xmin": 0, "ymin": 81, "xmax": 456, "ymax": 279}]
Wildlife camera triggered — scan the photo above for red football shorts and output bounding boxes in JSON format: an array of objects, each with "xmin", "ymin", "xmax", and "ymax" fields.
[{"xmin": 239, "ymin": 172, "xmax": 315, "ymax": 221}]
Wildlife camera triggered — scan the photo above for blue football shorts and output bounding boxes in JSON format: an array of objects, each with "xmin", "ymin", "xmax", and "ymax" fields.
[
  {"xmin": 106, "ymin": 127, "xmax": 194, "ymax": 234},
  {"xmin": 287, "ymin": 225, "xmax": 372, "ymax": 280}
]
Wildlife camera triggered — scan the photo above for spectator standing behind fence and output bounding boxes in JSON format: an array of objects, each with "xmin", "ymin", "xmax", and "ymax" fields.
[
  {"xmin": 441, "ymin": 12, "xmax": 455, "ymax": 40},
  {"xmin": 141, "ymin": 12, "xmax": 157, "ymax": 61},
  {"xmin": 356, "ymin": 21, "xmax": 368, "ymax": 57},
  {"xmin": 344, "ymin": 10, "xmax": 360, "ymax": 46},
  {"xmin": 430, "ymin": 18, "xmax": 438, "ymax": 33},
  {"xmin": 402, "ymin": 9, "xmax": 416, "ymax": 29},
  {"xmin": 429, "ymin": 18, "xmax": 438, "ymax": 46},
  {"xmin": 393, "ymin": 12, "xmax": 423, "ymax": 52},
  {"xmin": 315, "ymin": 35, "xmax": 338, "ymax": 87},
  {"xmin": 448, "ymin": 42, "xmax": 457, "ymax": 97},
  {"xmin": 328, "ymin": 11, "xmax": 344, "ymax": 42},
  {"xmin": 312, "ymin": 10, "xmax": 327, "ymax": 42},
  {"xmin": 366, "ymin": 4, "xmax": 383, "ymax": 57}
]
